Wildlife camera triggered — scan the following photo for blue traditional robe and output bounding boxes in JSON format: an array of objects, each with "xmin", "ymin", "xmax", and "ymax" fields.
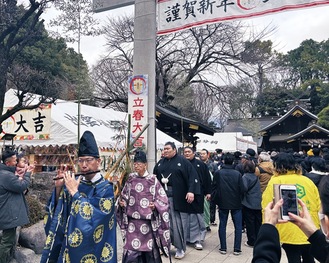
[{"xmin": 41, "ymin": 174, "xmax": 117, "ymax": 263}]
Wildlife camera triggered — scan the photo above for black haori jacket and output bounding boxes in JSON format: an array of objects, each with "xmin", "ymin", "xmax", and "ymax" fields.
[
  {"xmin": 153, "ymin": 154, "xmax": 200, "ymax": 213},
  {"xmin": 187, "ymin": 157, "xmax": 212, "ymax": 213}
]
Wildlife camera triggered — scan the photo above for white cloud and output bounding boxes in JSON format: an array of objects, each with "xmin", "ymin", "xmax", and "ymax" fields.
[{"xmin": 246, "ymin": 5, "xmax": 329, "ymax": 53}]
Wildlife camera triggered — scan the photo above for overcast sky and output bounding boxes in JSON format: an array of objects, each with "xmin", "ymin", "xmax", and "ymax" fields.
[{"xmin": 41, "ymin": 4, "xmax": 329, "ymax": 67}]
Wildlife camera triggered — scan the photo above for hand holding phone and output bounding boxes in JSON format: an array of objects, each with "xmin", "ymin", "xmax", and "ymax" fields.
[
  {"xmin": 264, "ymin": 199, "xmax": 287, "ymax": 225},
  {"xmin": 288, "ymin": 199, "xmax": 318, "ymax": 238},
  {"xmin": 280, "ymin": 184, "xmax": 299, "ymax": 220}
]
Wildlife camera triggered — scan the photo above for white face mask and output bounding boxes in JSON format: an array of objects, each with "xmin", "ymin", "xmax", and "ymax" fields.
[{"xmin": 318, "ymin": 212, "xmax": 329, "ymax": 242}]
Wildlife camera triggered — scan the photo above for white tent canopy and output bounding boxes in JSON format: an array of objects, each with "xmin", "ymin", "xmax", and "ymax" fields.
[
  {"xmin": 2, "ymin": 89, "xmax": 182, "ymax": 150},
  {"xmin": 195, "ymin": 132, "xmax": 257, "ymax": 153}
]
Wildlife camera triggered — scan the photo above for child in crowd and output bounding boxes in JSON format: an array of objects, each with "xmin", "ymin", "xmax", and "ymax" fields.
[
  {"xmin": 15, "ymin": 154, "xmax": 31, "ymax": 195},
  {"xmin": 15, "ymin": 154, "xmax": 28, "ymax": 180}
]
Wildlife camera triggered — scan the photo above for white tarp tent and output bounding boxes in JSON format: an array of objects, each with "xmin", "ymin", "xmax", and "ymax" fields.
[
  {"xmin": 2, "ymin": 89, "xmax": 182, "ymax": 150},
  {"xmin": 195, "ymin": 132, "xmax": 257, "ymax": 153}
]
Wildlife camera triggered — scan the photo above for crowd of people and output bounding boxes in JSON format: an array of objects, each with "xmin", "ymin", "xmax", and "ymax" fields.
[
  {"xmin": 209, "ymin": 147, "xmax": 329, "ymax": 263},
  {"xmin": 1, "ymin": 133, "xmax": 329, "ymax": 263}
]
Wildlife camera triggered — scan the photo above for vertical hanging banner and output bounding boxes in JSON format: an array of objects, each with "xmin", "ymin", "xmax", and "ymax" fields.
[
  {"xmin": 1, "ymin": 104, "xmax": 51, "ymax": 140},
  {"xmin": 128, "ymin": 75, "xmax": 149, "ymax": 148},
  {"xmin": 158, "ymin": 0, "xmax": 329, "ymax": 35}
]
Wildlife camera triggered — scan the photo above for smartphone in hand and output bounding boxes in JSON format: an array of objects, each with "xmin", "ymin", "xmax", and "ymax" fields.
[{"xmin": 279, "ymin": 184, "xmax": 298, "ymax": 220}]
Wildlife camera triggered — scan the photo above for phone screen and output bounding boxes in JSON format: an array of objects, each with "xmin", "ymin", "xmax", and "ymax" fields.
[{"xmin": 281, "ymin": 189, "xmax": 298, "ymax": 216}]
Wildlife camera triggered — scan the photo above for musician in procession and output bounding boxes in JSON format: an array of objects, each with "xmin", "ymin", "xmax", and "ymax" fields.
[
  {"xmin": 116, "ymin": 150, "xmax": 171, "ymax": 263},
  {"xmin": 153, "ymin": 142, "xmax": 200, "ymax": 259},
  {"xmin": 41, "ymin": 131, "xmax": 117, "ymax": 263}
]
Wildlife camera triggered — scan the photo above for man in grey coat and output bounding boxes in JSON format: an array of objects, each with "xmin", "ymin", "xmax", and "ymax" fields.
[{"xmin": 0, "ymin": 150, "xmax": 32, "ymax": 263}]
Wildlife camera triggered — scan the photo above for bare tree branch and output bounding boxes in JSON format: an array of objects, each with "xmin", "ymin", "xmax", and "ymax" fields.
[{"xmin": 92, "ymin": 15, "xmax": 278, "ymax": 125}]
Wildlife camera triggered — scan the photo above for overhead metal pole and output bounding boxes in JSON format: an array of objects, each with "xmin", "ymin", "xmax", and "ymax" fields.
[{"xmin": 133, "ymin": 0, "xmax": 156, "ymax": 168}]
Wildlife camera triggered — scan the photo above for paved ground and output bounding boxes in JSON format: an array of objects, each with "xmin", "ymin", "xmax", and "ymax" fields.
[{"xmin": 117, "ymin": 218, "xmax": 290, "ymax": 263}]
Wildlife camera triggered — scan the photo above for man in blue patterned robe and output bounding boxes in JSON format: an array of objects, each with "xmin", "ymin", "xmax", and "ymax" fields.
[{"xmin": 41, "ymin": 131, "xmax": 117, "ymax": 263}]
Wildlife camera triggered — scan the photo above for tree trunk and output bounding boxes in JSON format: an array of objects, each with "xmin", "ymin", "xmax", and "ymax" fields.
[{"xmin": 0, "ymin": 48, "xmax": 9, "ymax": 122}]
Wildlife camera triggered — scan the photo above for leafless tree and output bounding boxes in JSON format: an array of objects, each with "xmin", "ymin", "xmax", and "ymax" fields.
[
  {"xmin": 92, "ymin": 57, "xmax": 131, "ymax": 112},
  {"xmin": 92, "ymin": 15, "xmax": 278, "ymax": 124},
  {"xmin": 2, "ymin": 64, "xmax": 60, "ymax": 124},
  {"xmin": 170, "ymin": 83, "xmax": 217, "ymax": 124},
  {"xmin": 48, "ymin": 0, "xmax": 102, "ymax": 43},
  {"xmin": 91, "ymin": 15, "xmax": 133, "ymax": 111}
]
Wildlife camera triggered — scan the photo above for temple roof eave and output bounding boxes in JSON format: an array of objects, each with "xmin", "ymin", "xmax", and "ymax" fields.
[
  {"xmin": 259, "ymin": 105, "xmax": 318, "ymax": 132},
  {"xmin": 286, "ymin": 124, "xmax": 329, "ymax": 141}
]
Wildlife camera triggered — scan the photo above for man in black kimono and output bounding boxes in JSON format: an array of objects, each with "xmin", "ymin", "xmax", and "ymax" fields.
[
  {"xmin": 153, "ymin": 142, "xmax": 200, "ymax": 259},
  {"xmin": 183, "ymin": 147, "xmax": 212, "ymax": 250}
]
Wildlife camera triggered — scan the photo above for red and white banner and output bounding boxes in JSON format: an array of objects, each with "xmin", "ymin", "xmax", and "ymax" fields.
[
  {"xmin": 128, "ymin": 75, "xmax": 149, "ymax": 149},
  {"xmin": 158, "ymin": 0, "xmax": 329, "ymax": 35}
]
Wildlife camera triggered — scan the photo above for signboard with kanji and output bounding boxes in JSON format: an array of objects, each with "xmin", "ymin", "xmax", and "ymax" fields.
[
  {"xmin": 128, "ymin": 75, "xmax": 149, "ymax": 148},
  {"xmin": 157, "ymin": 0, "xmax": 329, "ymax": 35},
  {"xmin": 93, "ymin": 0, "xmax": 134, "ymax": 13},
  {"xmin": 1, "ymin": 104, "xmax": 51, "ymax": 140}
]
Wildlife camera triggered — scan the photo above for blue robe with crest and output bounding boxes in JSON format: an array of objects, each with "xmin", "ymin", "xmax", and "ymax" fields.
[{"xmin": 41, "ymin": 175, "xmax": 117, "ymax": 263}]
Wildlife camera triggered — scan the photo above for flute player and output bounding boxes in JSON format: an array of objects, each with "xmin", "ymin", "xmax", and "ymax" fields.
[{"xmin": 41, "ymin": 131, "xmax": 117, "ymax": 263}]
